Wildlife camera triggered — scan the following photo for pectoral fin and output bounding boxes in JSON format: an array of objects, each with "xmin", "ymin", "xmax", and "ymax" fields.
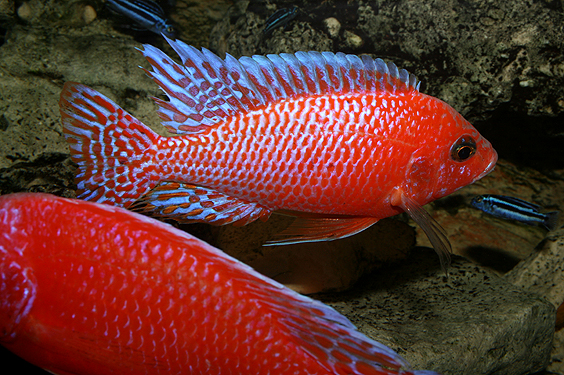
[{"xmin": 396, "ymin": 190, "xmax": 452, "ymax": 274}]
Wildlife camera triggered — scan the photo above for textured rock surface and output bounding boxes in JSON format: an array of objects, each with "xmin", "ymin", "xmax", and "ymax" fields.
[
  {"xmin": 0, "ymin": 25, "xmax": 164, "ymax": 169},
  {"xmin": 210, "ymin": 0, "xmax": 564, "ymax": 171},
  {"xmin": 319, "ymin": 249, "xmax": 555, "ymax": 375},
  {"xmin": 505, "ymin": 229, "xmax": 564, "ymax": 375}
]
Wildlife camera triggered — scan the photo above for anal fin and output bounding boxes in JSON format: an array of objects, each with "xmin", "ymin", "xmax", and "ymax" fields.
[
  {"xmin": 131, "ymin": 182, "xmax": 271, "ymax": 226},
  {"xmin": 265, "ymin": 214, "xmax": 379, "ymax": 245}
]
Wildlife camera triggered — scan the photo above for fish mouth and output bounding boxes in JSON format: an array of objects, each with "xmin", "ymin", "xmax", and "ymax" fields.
[{"xmin": 475, "ymin": 154, "xmax": 498, "ymax": 182}]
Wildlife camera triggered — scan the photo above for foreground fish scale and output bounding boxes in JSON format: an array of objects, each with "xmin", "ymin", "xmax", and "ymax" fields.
[{"xmin": 0, "ymin": 193, "xmax": 439, "ymax": 375}]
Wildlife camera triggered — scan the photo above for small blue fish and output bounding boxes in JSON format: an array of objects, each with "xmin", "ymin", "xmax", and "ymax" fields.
[
  {"xmin": 471, "ymin": 194, "xmax": 560, "ymax": 230},
  {"xmin": 106, "ymin": 0, "xmax": 175, "ymax": 38},
  {"xmin": 262, "ymin": 6, "xmax": 299, "ymax": 37}
]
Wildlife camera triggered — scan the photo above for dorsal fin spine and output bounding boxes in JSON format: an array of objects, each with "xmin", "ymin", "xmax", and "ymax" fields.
[
  {"xmin": 266, "ymin": 54, "xmax": 298, "ymax": 98},
  {"xmin": 142, "ymin": 39, "xmax": 421, "ymax": 135},
  {"xmin": 361, "ymin": 55, "xmax": 376, "ymax": 91},
  {"xmin": 295, "ymin": 52, "xmax": 320, "ymax": 95},
  {"xmin": 321, "ymin": 52, "xmax": 344, "ymax": 93},
  {"xmin": 336, "ymin": 52, "xmax": 352, "ymax": 93},
  {"xmin": 309, "ymin": 52, "xmax": 331, "ymax": 94},
  {"xmin": 239, "ymin": 56, "xmax": 274, "ymax": 105},
  {"xmin": 347, "ymin": 54, "xmax": 366, "ymax": 92},
  {"xmin": 253, "ymin": 55, "xmax": 288, "ymax": 100},
  {"xmin": 280, "ymin": 53, "xmax": 308, "ymax": 95},
  {"xmin": 223, "ymin": 53, "xmax": 261, "ymax": 111}
]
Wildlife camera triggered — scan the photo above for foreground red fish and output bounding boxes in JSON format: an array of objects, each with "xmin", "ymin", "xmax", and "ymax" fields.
[
  {"xmin": 0, "ymin": 193, "xmax": 439, "ymax": 375},
  {"xmin": 59, "ymin": 37, "xmax": 498, "ymax": 270}
]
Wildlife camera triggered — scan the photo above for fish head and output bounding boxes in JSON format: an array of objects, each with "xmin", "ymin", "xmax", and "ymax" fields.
[
  {"xmin": 0, "ymin": 200, "xmax": 37, "ymax": 342},
  {"xmin": 403, "ymin": 96, "xmax": 498, "ymax": 204}
]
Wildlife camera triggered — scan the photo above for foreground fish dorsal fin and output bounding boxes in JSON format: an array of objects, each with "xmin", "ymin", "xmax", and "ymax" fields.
[
  {"xmin": 265, "ymin": 215, "xmax": 379, "ymax": 245},
  {"xmin": 60, "ymin": 82, "xmax": 160, "ymax": 208},
  {"xmin": 140, "ymin": 37, "xmax": 420, "ymax": 135},
  {"xmin": 397, "ymin": 191, "xmax": 452, "ymax": 274},
  {"xmin": 130, "ymin": 182, "xmax": 272, "ymax": 226}
]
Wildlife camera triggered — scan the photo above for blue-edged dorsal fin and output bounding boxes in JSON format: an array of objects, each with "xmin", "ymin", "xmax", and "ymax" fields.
[{"xmin": 140, "ymin": 36, "xmax": 420, "ymax": 135}]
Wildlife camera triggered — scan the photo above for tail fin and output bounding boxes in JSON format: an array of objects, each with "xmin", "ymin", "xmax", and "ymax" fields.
[
  {"xmin": 543, "ymin": 210, "xmax": 560, "ymax": 231},
  {"xmin": 59, "ymin": 82, "xmax": 160, "ymax": 208}
]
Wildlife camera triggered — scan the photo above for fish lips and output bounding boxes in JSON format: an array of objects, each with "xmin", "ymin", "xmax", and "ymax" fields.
[{"xmin": 474, "ymin": 149, "xmax": 498, "ymax": 182}]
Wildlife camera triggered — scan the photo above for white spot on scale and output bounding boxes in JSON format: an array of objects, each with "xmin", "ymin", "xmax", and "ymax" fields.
[{"xmin": 353, "ymin": 100, "xmax": 360, "ymax": 112}]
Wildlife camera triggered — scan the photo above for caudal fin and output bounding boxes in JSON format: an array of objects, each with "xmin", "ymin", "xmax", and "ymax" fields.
[
  {"xmin": 543, "ymin": 210, "xmax": 560, "ymax": 231},
  {"xmin": 59, "ymin": 82, "xmax": 160, "ymax": 208}
]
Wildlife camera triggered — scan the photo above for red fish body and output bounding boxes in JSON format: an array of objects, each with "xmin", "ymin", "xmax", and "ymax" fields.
[
  {"xmin": 0, "ymin": 193, "xmax": 438, "ymax": 375},
  {"xmin": 59, "ymin": 37, "xmax": 497, "ymax": 267}
]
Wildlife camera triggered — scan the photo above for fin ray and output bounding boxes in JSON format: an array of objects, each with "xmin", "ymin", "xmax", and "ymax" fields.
[
  {"xmin": 265, "ymin": 215, "xmax": 379, "ymax": 245},
  {"xmin": 233, "ymin": 254, "xmax": 416, "ymax": 374},
  {"xmin": 141, "ymin": 38, "xmax": 420, "ymax": 135},
  {"xmin": 399, "ymin": 192, "xmax": 452, "ymax": 274},
  {"xmin": 59, "ymin": 82, "xmax": 159, "ymax": 208},
  {"xmin": 543, "ymin": 211, "xmax": 560, "ymax": 231},
  {"xmin": 131, "ymin": 182, "xmax": 271, "ymax": 226}
]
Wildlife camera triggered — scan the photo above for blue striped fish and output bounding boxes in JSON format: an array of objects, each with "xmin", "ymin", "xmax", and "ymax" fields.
[
  {"xmin": 471, "ymin": 194, "xmax": 560, "ymax": 230},
  {"xmin": 106, "ymin": 0, "xmax": 175, "ymax": 38},
  {"xmin": 262, "ymin": 6, "xmax": 299, "ymax": 37}
]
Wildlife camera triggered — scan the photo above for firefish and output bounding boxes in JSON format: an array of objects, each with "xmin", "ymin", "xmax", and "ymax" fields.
[
  {"xmin": 0, "ymin": 192, "xmax": 440, "ymax": 375},
  {"xmin": 59, "ymin": 37, "xmax": 498, "ymax": 271}
]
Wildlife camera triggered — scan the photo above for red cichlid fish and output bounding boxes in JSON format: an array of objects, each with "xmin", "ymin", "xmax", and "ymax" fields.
[
  {"xmin": 59, "ymin": 37, "xmax": 498, "ymax": 270},
  {"xmin": 0, "ymin": 193, "xmax": 440, "ymax": 375}
]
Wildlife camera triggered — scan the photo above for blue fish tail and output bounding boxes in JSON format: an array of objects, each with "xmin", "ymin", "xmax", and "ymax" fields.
[{"xmin": 543, "ymin": 211, "xmax": 560, "ymax": 231}]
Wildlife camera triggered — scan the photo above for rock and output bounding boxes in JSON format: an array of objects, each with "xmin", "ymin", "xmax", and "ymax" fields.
[
  {"xmin": 210, "ymin": 0, "xmax": 564, "ymax": 171},
  {"xmin": 210, "ymin": 4, "xmax": 333, "ymax": 58},
  {"xmin": 212, "ymin": 216, "xmax": 416, "ymax": 294},
  {"xmin": 82, "ymin": 5, "xmax": 96, "ymax": 25},
  {"xmin": 0, "ymin": 153, "xmax": 75, "ymax": 197},
  {"xmin": 168, "ymin": 0, "xmax": 232, "ymax": 48},
  {"xmin": 343, "ymin": 29, "xmax": 363, "ymax": 49},
  {"xmin": 323, "ymin": 17, "xmax": 341, "ymax": 38},
  {"xmin": 0, "ymin": 26, "xmax": 167, "ymax": 168},
  {"xmin": 15, "ymin": 0, "xmax": 98, "ymax": 27},
  {"xmin": 505, "ymin": 229, "xmax": 564, "ymax": 375},
  {"xmin": 320, "ymin": 249, "xmax": 555, "ymax": 375},
  {"xmin": 0, "ymin": 0, "xmax": 14, "ymax": 23},
  {"xmin": 505, "ymin": 229, "xmax": 564, "ymax": 306}
]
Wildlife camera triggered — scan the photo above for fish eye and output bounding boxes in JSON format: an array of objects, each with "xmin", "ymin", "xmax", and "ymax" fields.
[{"xmin": 451, "ymin": 135, "xmax": 477, "ymax": 162}]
